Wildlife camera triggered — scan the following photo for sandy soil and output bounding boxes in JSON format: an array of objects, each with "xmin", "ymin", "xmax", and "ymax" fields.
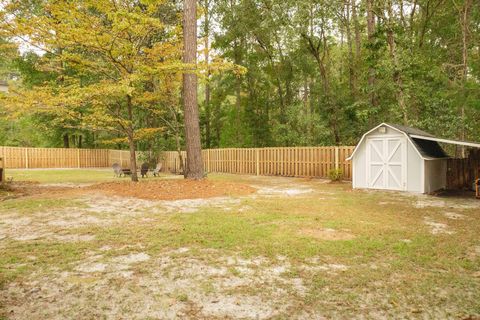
[
  {"xmin": 1, "ymin": 174, "xmax": 479, "ymax": 319},
  {"xmin": 2, "ymin": 246, "xmax": 350, "ymax": 320}
]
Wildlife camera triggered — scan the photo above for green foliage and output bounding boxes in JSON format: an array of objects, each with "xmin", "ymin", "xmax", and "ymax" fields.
[
  {"xmin": 206, "ymin": 0, "xmax": 480, "ymax": 147},
  {"xmin": 0, "ymin": 0, "xmax": 479, "ymax": 151},
  {"xmin": 137, "ymin": 150, "xmax": 163, "ymax": 168},
  {"xmin": 0, "ymin": 0, "xmax": 189, "ymax": 181},
  {"xmin": 328, "ymin": 169, "xmax": 343, "ymax": 182}
]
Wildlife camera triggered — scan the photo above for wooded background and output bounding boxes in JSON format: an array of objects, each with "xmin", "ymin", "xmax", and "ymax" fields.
[{"xmin": 1, "ymin": 0, "xmax": 479, "ymax": 157}]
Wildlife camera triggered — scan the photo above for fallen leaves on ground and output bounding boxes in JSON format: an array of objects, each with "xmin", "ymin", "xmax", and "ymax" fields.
[{"xmin": 89, "ymin": 179, "xmax": 256, "ymax": 201}]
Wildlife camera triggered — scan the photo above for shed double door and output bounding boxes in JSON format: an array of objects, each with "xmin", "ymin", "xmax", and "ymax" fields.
[{"xmin": 366, "ymin": 137, "xmax": 406, "ymax": 191}]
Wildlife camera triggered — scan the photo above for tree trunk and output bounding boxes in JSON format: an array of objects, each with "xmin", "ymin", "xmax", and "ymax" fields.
[
  {"xmin": 386, "ymin": 0, "xmax": 408, "ymax": 124},
  {"xmin": 63, "ymin": 133, "xmax": 69, "ymax": 148},
  {"xmin": 458, "ymin": 0, "xmax": 472, "ymax": 158},
  {"xmin": 214, "ymin": 102, "xmax": 221, "ymax": 147},
  {"xmin": 273, "ymin": 31, "xmax": 293, "ymax": 119},
  {"xmin": 126, "ymin": 95, "xmax": 138, "ymax": 182},
  {"xmin": 203, "ymin": 0, "xmax": 211, "ymax": 149},
  {"xmin": 351, "ymin": 0, "xmax": 361, "ymax": 60},
  {"xmin": 172, "ymin": 107, "xmax": 185, "ymax": 174},
  {"xmin": 233, "ymin": 40, "xmax": 243, "ymax": 145},
  {"xmin": 366, "ymin": 0, "xmax": 378, "ymax": 109},
  {"xmin": 183, "ymin": 0, "xmax": 204, "ymax": 179},
  {"xmin": 176, "ymin": 135, "xmax": 185, "ymax": 174},
  {"xmin": 128, "ymin": 134, "xmax": 138, "ymax": 182},
  {"xmin": 205, "ymin": 70, "xmax": 211, "ymax": 149},
  {"xmin": 345, "ymin": 0, "xmax": 357, "ymax": 99}
]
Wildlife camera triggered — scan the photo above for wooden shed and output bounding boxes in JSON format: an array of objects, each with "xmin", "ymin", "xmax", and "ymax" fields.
[{"xmin": 348, "ymin": 123, "xmax": 480, "ymax": 194}]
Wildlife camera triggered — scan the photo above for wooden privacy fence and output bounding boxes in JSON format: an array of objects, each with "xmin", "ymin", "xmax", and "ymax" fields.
[
  {"xmin": 0, "ymin": 145, "xmax": 355, "ymax": 179},
  {"xmin": 109, "ymin": 149, "xmax": 132, "ymax": 169},
  {"xmin": 161, "ymin": 147, "xmax": 355, "ymax": 179},
  {"xmin": 447, "ymin": 149, "xmax": 480, "ymax": 190},
  {"xmin": 0, "ymin": 146, "xmax": 123, "ymax": 169}
]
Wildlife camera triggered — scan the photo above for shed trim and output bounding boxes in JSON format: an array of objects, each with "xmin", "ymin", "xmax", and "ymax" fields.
[{"xmin": 347, "ymin": 123, "xmax": 425, "ymax": 160}]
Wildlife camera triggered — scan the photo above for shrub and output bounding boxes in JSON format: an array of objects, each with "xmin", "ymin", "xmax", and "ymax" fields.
[{"xmin": 328, "ymin": 168, "xmax": 343, "ymax": 182}]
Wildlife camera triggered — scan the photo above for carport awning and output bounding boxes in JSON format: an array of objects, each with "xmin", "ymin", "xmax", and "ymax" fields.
[{"xmin": 409, "ymin": 135, "xmax": 480, "ymax": 149}]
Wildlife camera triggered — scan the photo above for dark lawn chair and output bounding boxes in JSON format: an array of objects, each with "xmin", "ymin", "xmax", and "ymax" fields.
[
  {"xmin": 112, "ymin": 163, "xmax": 123, "ymax": 177},
  {"xmin": 141, "ymin": 163, "xmax": 149, "ymax": 178},
  {"xmin": 153, "ymin": 163, "xmax": 162, "ymax": 177},
  {"xmin": 122, "ymin": 168, "xmax": 132, "ymax": 176}
]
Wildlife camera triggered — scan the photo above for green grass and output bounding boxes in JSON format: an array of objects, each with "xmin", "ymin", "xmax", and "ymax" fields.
[
  {"xmin": 6, "ymin": 168, "xmax": 172, "ymax": 184},
  {"xmin": 7, "ymin": 168, "xmax": 117, "ymax": 183},
  {"xmin": 1, "ymin": 170, "xmax": 479, "ymax": 318}
]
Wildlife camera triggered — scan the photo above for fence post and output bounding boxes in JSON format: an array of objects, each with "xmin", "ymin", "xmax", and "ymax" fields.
[
  {"xmin": 256, "ymin": 149, "xmax": 260, "ymax": 176},
  {"xmin": 77, "ymin": 149, "xmax": 81, "ymax": 168},
  {"xmin": 207, "ymin": 149, "xmax": 210, "ymax": 173},
  {"xmin": 25, "ymin": 148, "xmax": 29, "ymax": 169},
  {"xmin": 2, "ymin": 147, "xmax": 6, "ymax": 169},
  {"xmin": 335, "ymin": 146, "xmax": 339, "ymax": 170}
]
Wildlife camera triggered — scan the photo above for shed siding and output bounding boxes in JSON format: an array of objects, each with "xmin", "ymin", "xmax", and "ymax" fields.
[
  {"xmin": 424, "ymin": 159, "xmax": 447, "ymax": 193},
  {"xmin": 406, "ymin": 141, "xmax": 422, "ymax": 193},
  {"xmin": 353, "ymin": 126, "xmax": 414, "ymax": 190},
  {"xmin": 352, "ymin": 141, "xmax": 367, "ymax": 188}
]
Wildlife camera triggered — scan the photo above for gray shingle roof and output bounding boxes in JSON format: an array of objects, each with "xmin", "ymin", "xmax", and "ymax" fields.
[
  {"xmin": 349, "ymin": 122, "xmax": 480, "ymax": 161},
  {"xmin": 385, "ymin": 123, "xmax": 448, "ymax": 159},
  {"xmin": 386, "ymin": 123, "xmax": 434, "ymax": 138}
]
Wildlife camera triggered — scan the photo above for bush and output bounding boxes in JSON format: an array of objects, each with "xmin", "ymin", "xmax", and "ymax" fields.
[{"xmin": 328, "ymin": 168, "xmax": 343, "ymax": 182}]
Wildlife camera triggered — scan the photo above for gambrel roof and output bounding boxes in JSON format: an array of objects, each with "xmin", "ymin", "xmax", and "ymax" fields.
[{"xmin": 347, "ymin": 123, "xmax": 480, "ymax": 161}]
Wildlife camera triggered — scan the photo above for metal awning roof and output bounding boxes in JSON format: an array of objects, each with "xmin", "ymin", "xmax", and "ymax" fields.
[{"xmin": 409, "ymin": 135, "xmax": 480, "ymax": 149}]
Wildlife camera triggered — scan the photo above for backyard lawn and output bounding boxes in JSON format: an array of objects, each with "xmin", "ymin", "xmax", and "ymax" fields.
[{"xmin": 0, "ymin": 169, "xmax": 479, "ymax": 319}]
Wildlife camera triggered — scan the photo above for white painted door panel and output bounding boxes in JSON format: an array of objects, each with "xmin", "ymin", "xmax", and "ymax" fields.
[{"xmin": 366, "ymin": 137, "xmax": 406, "ymax": 190}]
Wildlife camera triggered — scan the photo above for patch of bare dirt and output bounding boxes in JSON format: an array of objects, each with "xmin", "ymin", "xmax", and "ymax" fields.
[
  {"xmin": 1, "ymin": 181, "xmax": 88, "ymax": 201},
  {"xmin": 415, "ymin": 199, "xmax": 447, "ymax": 209},
  {"xmin": 2, "ymin": 249, "xmax": 317, "ymax": 320},
  {"xmin": 443, "ymin": 212, "xmax": 466, "ymax": 220},
  {"xmin": 414, "ymin": 197, "xmax": 480, "ymax": 210},
  {"xmin": 466, "ymin": 246, "xmax": 480, "ymax": 260},
  {"xmin": 160, "ymin": 197, "xmax": 242, "ymax": 213},
  {"xmin": 0, "ymin": 207, "xmax": 105, "ymax": 242},
  {"xmin": 252, "ymin": 184, "xmax": 315, "ymax": 197},
  {"xmin": 0, "ymin": 192, "xmax": 248, "ymax": 243},
  {"xmin": 423, "ymin": 217, "xmax": 454, "ymax": 235},
  {"xmin": 82, "ymin": 194, "xmax": 160, "ymax": 214},
  {"xmin": 90, "ymin": 180, "xmax": 256, "ymax": 201},
  {"xmin": 300, "ymin": 228, "xmax": 356, "ymax": 241}
]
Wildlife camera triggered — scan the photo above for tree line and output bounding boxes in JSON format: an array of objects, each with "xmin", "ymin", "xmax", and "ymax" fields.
[
  {"xmin": 203, "ymin": 0, "xmax": 479, "ymax": 150},
  {"xmin": 1, "ymin": 0, "xmax": 479, "ymax": 165}
]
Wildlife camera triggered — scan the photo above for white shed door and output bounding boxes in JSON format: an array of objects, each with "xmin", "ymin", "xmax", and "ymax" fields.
[{"xmin": 366, "ymin": 137, "xmax": 406, "ymax": 190}]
